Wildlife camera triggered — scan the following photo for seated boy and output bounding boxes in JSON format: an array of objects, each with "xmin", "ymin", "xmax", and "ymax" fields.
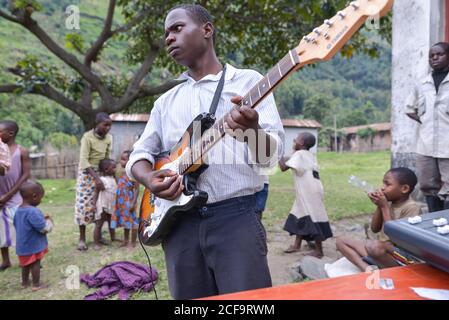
[{"xmin": 336, "ymin": 167, "xmax": 422, "ymax": 271}]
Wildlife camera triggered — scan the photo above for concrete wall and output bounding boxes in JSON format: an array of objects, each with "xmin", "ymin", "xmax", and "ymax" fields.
[
  {"xmin": 391, "ymin": 0, "xmax": 445, "ymax": 168},
  {"xmin": 344, "ymin": 132, "xmax": 391, "ymax": 152},
  {"xmin": 109, "ymin": 121, "xmax": 147, "ymax": 160}
]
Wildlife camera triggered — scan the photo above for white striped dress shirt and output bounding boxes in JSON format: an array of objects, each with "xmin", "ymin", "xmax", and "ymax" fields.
[{"xmin": 126, "ymin": 64, "xmax": 285, "ymax": 204}]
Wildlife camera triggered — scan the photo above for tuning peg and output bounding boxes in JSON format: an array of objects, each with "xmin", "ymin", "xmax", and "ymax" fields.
[
  {"xmin": 350, "ymin": 2, "xmax": 359, "ymax": 9},
  {"xmin": 338, "ymin": 11, "xmax": 347, "ymax": 19},
  {"xmin": 313, "ymin": 28, "xmax": 322, "ymax": 36},
  {"xmin": 302, "ymin": 36, "xmax": 312, "ymax": 42},
  {"xmin": 324, "ymin": 19, "xmax": 333, "ymax": 27}
]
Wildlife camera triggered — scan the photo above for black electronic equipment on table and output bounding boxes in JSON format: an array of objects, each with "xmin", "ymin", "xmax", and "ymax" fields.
[{"xmin": 384, "ymin": 210, "xmax": 449, "ymax": 274}]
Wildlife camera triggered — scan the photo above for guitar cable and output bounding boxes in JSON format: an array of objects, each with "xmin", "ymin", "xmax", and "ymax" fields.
[{"xmin": 138, "ymin": 227, "xmax": 159, "ymax": 300}]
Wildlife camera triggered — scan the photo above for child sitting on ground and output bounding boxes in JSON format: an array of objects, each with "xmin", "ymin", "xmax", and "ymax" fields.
[
  {"xmin": 111, "ymin": 150, "xmax": 140, "ymax": 248},
  {"xmin": 93, "ymin": 158, "xmax": 117, "ymax": 250},
  {"xmin": 336, "ymin": 167, "xmax": 422, "ymax": 271},
  {"xmin": 0, "ymin": 137, "xmax": 10, "ymax": 175},
  {"xmin": 279, "ymin": 132, "xmax": 333, "ymax": 258},
  {"xmin": 14, "ymin": 180, "xmax": 53, "ymax": 291}
]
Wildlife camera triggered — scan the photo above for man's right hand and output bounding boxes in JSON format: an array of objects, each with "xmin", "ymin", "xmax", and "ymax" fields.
[{"xmin": 148, "ymin": 169, "xmax": 184, "ymax": 201}]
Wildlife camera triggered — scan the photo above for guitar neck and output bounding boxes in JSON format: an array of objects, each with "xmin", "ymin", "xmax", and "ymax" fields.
[{"xmin": 178, "ymin": 50, "xmax": 302, "ymax": 173}]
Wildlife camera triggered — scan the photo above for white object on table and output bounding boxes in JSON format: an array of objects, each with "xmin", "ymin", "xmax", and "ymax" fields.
[
  {"xmin": 408, "ymin": 216, "xmax": 422, "ymax": 225},
  {"xmin": 437, "ymin": 225, "xmax": 449, "ymax": 235},
  {"xmin": 411, "ymin": 287, "xmax": 449, "ymax": 300},
  {"xmin": 433, "ymin": 218, "xmax": 448, "ymax": 227}
]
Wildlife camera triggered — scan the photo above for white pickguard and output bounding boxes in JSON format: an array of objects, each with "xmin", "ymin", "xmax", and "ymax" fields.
[{"xmin": 143, "ymin": 151, "xmax": 194, "ymax": 239}]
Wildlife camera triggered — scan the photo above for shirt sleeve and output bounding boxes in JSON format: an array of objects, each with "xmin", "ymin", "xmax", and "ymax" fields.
[
  {"xmin": 126, "ymin": 101, "xmax": 164, "ymax": 181},
  {"xmin": 286, "ymin": 151, "xmax": 308, "ymax": 176},
  {"xmin": 399, "ymin": 202, "xmax": 422, "ymax": 219},
  {"xmin": 246, "ymin": 75, "xmax": 285, "ymax": 172},
  {"xmin": 405, "ymin": 84, "xmax": 418, "ymax": 114},
  {"xmin": 27, "ymin": 208, "xmax": 47, "ymax": 233},
  {"xmin": 79, "ymin": 133, "xmax": 92, "ymax": 170}
]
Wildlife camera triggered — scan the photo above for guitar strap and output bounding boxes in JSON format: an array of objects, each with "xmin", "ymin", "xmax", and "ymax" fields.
[{"xmin": 208, "ymin": 64, "xmax": 227, "ymax": 116}]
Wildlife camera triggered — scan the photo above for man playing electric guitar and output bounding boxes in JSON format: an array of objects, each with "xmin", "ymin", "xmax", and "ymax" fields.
[{"xmin": 126, "ymin": 4, "xmax": 284, "ymax": 299}]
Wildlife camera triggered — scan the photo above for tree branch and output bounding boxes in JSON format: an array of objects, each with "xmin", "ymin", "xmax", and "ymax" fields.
[
  {"xmin": 0, "ymin": 9, "xmax": 114, "ymax": 106},
  {"xmin": 0, "ymin": 83, "xmax": 87, "ymax": 117},
  {"xmin": 0, "ymin": 84, "xmax": 21, "ymax": 93},
  {"xmin": 111, "ymin": 8, "xmax": 151, "ymax": 35},
  {"xmin": 138, "ymin": 79, "xmax": 187, "ymax": 98},
  {"xmin": 84, "ymin": 0, "xmax": 116, "ymax": 66},
  {"xmin": 112, "ymin": 47, "xmax": 160, "ymax": 111},
  {"xmin": 0, "ymin": 8, "xmax": 20, "ymax": 23}
]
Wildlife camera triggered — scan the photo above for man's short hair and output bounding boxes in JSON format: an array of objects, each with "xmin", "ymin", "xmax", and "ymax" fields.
[
  {"xmin": 433, "ymin": 42, "xmax": 449, "ymax": 55},
  {"xmin": 0, "ymin": 120, "xmax": 19, "ymax": 136},
  {"xmin": 387, "ymin": 167, "xmax": 418, "ymax": 193},
  {"xmin": 169, "ymin": 4, "xmax": 216, "ymax": 43}
]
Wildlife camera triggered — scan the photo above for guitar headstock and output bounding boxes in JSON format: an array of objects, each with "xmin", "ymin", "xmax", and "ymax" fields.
[{"xmin": 294, "ymin": 0, "xmax": 393, "ymax": 67}]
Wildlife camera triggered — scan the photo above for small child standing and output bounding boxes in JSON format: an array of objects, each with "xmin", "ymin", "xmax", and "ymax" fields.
[
  {"xmin": 336, "ymin": 167, "xmax": 422, "ymax": 271},
  {"xmin": 93, "ymin": 159, "xmax": 117, "ymax": 250},
  {"xmin": 279, "ymin": 132, "xmax": 332, "ymax": 258},
  {"xmin": 111, "ymin": 150, "xmax": 140, "ymax": 248},
  {"xmin": 14, "ymin": 180, "xmax": 53, "ymax": 291}
]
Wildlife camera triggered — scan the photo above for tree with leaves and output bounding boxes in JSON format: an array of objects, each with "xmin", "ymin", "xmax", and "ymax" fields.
[{"xmin": 0, "ymin": 0, "xmax": 391, "ymax": 130}]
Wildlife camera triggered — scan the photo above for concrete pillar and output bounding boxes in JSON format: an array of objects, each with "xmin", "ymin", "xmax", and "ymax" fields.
[{"xmin": 391, "ymin": 0, "xmax": 445, "ymax": 169}]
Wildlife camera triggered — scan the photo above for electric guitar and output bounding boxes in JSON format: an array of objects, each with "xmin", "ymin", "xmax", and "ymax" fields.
[{"xmin": 139, "ymin": 0, "xmax": 394, "ymax": 246}]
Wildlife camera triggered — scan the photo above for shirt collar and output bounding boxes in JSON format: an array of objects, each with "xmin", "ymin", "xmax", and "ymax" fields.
[
  {"xmin": 422, "ymin": 71, "xmax": 449, "ymax": 84},
  {"xmin": 177, "ymin": 63, "xmax": 236, "ymax": 83}
]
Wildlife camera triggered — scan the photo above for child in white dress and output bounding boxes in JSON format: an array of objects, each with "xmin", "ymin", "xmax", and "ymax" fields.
[
  {"xmin": 279, "ymin": 132, "xmax": 332, "ymax": 258},
  {"xmin": 93, "ymin": 159, "xmax": 117, "ymax": 250}
]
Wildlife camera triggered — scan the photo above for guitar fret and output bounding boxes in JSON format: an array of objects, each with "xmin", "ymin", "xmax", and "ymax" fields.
[
  {"xmin": 277, "ymin": 63, "xmax": 282, "ymax": 77},
  {"xmin": 242, "ymin": 95, "xmax": 251, "ymax": 108},
  {"xmin": 259, "ymin": 77, "xmax": 270, "ymax": 97},
  {"xmin": 250, "ymin": 88, "xmax": 259, "ymax": 105},
  {"xmin": 288, "ymin": 50, "xmax": 296, "ymax": 65}
]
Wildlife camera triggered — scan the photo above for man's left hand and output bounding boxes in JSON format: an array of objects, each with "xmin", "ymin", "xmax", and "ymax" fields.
[{"xmin": 225, "ymin": 96, "xmax": 259, "ymax": 137}]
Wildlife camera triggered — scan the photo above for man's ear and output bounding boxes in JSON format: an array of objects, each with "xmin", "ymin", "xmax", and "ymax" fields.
[
  {"xmin": 203, "ymin": 22, "xmax": 214, "ymax": 40},
  {"xmin": 401, "ymin": 184, "xmax": 411, "ymax": 194}
]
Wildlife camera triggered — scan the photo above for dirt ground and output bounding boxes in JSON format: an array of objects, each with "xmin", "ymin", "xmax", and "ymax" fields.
[{"xmin": 267, "ymin": 214, "xmax": 372, "ymax": 285}]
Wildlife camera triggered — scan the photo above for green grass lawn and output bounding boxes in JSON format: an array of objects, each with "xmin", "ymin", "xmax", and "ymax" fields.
[{"xmin": 0, "ymin": 151, "xmax": 390, "ymax": 300}]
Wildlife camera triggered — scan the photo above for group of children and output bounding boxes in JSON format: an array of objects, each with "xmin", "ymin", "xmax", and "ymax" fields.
[
  {"xmin": 0, "ymin": 117, "xmax": 141, "ymax": 291},
  {"xmin": 280, "ymin": 131, "xmax": 423, "ymax": 272},
  {"xmin": 74, "ymin": 113, "xmax": 140, "ymax": 251},
  {"xmin": 1, "ymin": 120, "xmax": 49, "ymax": 290}
]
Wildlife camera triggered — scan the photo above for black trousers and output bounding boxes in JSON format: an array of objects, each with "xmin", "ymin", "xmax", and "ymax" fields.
[{"xmin": 162, "ymin": 194, "xmax": 272, "ymax": 300}]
